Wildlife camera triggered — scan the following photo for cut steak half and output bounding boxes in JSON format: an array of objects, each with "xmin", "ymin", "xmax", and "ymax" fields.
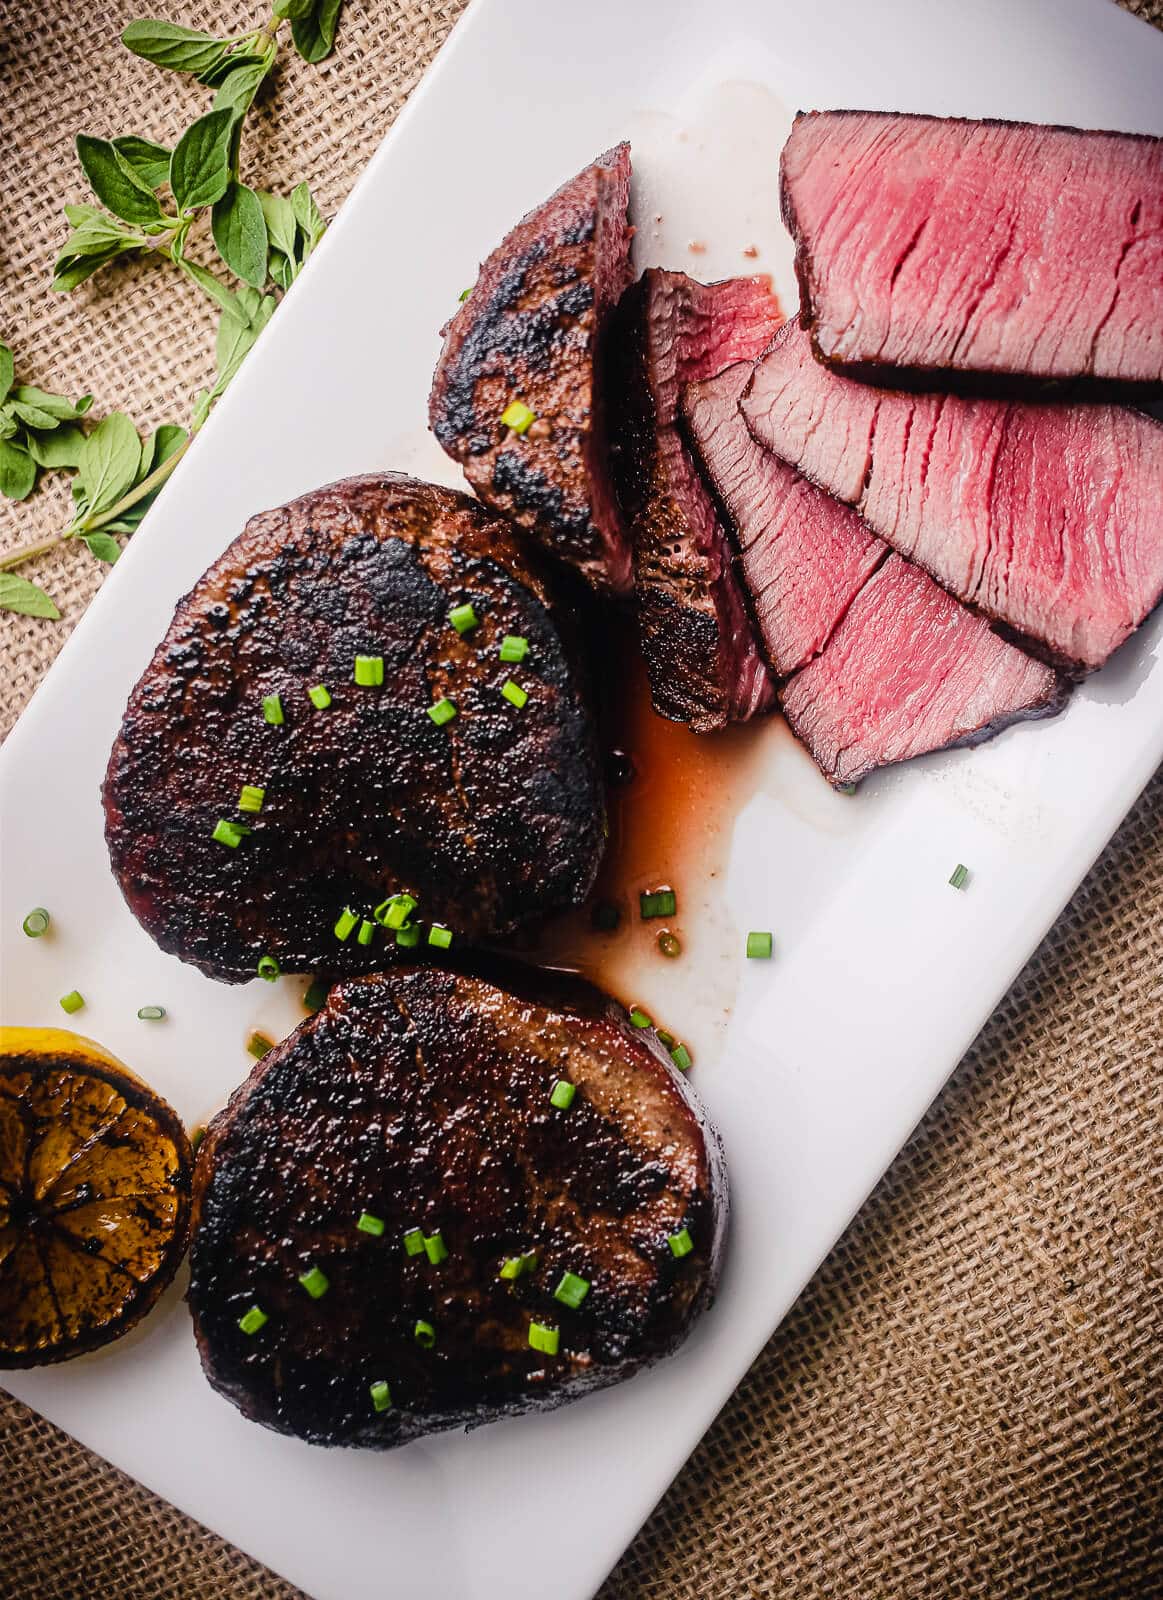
[
  {"xmin": 684, "ymin": 363, "xmax": 1067, "ymax": 786},
  {"xmin": 103, "ymin": 475, "xmax": 605, "ymax": 983},
  {"xmin": 429, "ymin": 145, "xmax": 634, "ymax": 593},
  {"xmin": 781, "ymin": 110, "xmax": 1163, "ymax": 388},
  {"xmin": 188, "ymin": 965, "xmax": 727, "ymax": 1448},
  {"xmin": 742, "ymin": 322, "xmax": 1163, "ymax": 672},
  {"xmin": 611, "ymin": 270, "xmax": 783, "ymax": 731}
]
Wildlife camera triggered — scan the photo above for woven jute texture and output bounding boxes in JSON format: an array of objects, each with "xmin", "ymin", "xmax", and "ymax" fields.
[{"xmin": 2, "ymin": 4, "xmax": 1161, "ymax": 1598}]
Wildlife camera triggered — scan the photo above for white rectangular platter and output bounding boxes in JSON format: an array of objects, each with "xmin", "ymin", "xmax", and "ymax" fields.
[{"xmin": 3, "ymin": 2, "xmax": 1162, "ymax": 1597}]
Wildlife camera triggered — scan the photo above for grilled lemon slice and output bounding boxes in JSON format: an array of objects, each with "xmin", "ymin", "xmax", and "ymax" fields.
[{"xmin": 0, "ymin": 1027, "xmax": 193, "ymax": 1367}]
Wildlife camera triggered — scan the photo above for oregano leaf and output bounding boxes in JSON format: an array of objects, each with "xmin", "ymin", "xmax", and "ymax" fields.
[
  {"xmin": 0, "ymin": 573, "xmax": 61, "ymax": 620},
  {"xmin": 122, "ymin": 20, "xmax": 229, "ymax": 76},
  {"xmin": 82, "ymin": 531, "xmax": 122, "ymax": 564},
  {"xmin": 0, "ymin": 437, "xmax": 37, "ymax": 500},
  {"xmin": 170, "ymin": 108, "xmax": 234, "ymax": 213},
  {"xmin": 211, "ymin": 181, "xmax": 269, "ymax": 288},
  {"xmin": 257, "ymin": 191, "xmax": 298, "ymax": 259},
  {"xmin": 76, "ymin": 411, "xmax": 141, "ymax": 517},
  {"xmin": 0, "ymin": 344, "xmax": 13, "ymax": 405},
  {"xmin": 25, "ymin": 423, "xmax": 87, "ymax": 470},
  {"xmin": 111, "ymin": 136, "xmax": 172, "ymax": 191},
  {"xmin": 76, "ymin": 134, "xmax": 166, "ymax": 227},
  {"xmin": 291, "ymin": 0, "xmax": 344, "ymax": 65},
  {"xmin": 290, "ymin": 181, "xmax": 326, "ymax": 248},
  {"xmin": 12, "ymin": 386, "xmax": 89, "ymax": 422},
  {"xmin": 177, "ymin": 256, "xmax": 246, "ymax": 320}
]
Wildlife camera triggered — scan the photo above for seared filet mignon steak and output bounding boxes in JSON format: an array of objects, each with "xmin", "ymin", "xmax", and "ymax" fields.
[
  {"xmin": 782, "ymin": 110, "xmax": 1163, "ymax": 388},
  {"xmin": 429, "ymin": 145, "xmax": 634, "ymax": 594},
  {"xmin": 611, "ymin": 270, "xmax": 782, "ymax": 731},
  {"xmin": 684, "ymin": 364, "xmax": 1067, "ymax": 786},
  {"xmin": 742, "ymin": 323, "xmax": 1163, "ymax": 673},
  {"xmin": 103, "ymin": 475, "xmax": 605, "ymax": 983},
  {"xmin": 188, "ymin": 966, "xmax": 727, "ymax": 1448}
]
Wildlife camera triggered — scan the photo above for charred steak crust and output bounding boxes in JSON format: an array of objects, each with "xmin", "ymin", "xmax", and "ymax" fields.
[
  {"xmin": 429, "ymin": 145, "xmax": 634, "ymax": 594},
  {"xmin": 187, "ymin": 966, "xmax": 728, "ymax": 1448},
  {"xmin": 103, "ymin": 474, "xmax": 605, "ymax": 984}
]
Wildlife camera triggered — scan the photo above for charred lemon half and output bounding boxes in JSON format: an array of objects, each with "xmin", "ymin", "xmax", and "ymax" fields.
[{"xmin": 0, "ymin": 1027, "xmax": 193, "ymax": 1367}]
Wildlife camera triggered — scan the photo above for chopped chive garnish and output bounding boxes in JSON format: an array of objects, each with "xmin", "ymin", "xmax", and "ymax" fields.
[
  {"xmin": 528, "ymin": 1320, "xmax": 559, "ymax": 1356},
  {"xmin": 303, "ymin": 977, "xmax": 329, "ymax": 1012},
  {"xmin": 657, "ymin": 931, "xmax": 682, "ymax": 959},
  {"xmin": 640, "ymin": 889, "xmax": 677, "ymax": 920},
  {"xmin": 377, "ymin": 893, "xmax": 416, "ymax": 930},
  {"xmin": 257, "ymin": 954, "xmax": 280, "ymax": 982},
  {"xmin": 22, "ymin": 908, "xmax": 50, "ymax": 938},
  {"xmin": 458, "ymin": 287, "xmax": 472, "ymax": 302},
  {"xmin": 554, "ymin": 1271, "xmax": 590, "ymax": 1309},
  {"xmin": 499, "ymin": 635, "xmax": 529, "ymax": 664},
  {"xmin": 212, "ymin": 819, "xmax": 249, "ymax": 848},
  {"xmin": 949, "ymin": 863, "xmax": 970, "ymax": 890},
  {"xmin": 369, "ymin": 1379, "xmax": 392, "ymax": 1412},
  {"xmin": 190, "ymin": 1125, "xmax": 205, "ymax": 1153},
  {"xmin": 414, "ymin": 1319, "xmax": 436, "ymax": 1348},
  {"xmin": 357, "ymin": 919, "xmax": 376, "ymax": 946},
  {"xmin": 402, "ymin": 1227, "xmax": 425, "ymax": 1257},
  {"xmin": 502, "ymin": 400, "xmax": 536, "ymax": 434},
  {"xmin": 427, "ymin": 697, "xmax": 457, "ymax": 727},
  {"xmin": 449, "ymin": 602, "xmax": 479, "ymax": 634},
  {"xmin": 656, "ymin": 1028, "xmax": 676, "ymax": 1050},
  {"xmin": 137, "ymin": 1004, "xmax": 166, "ymax": 1021},
  {"xmin": 238, "ymin": 1305, "xmax": 268, "ymax": 1335},
  {"xmin": 262, "ymin": 694, "xmax": 284, "ymax": 725},
  {"xmin": 59, "ymin": 990, "xmax": 84, "ymax": 1015},
  {"xmin": 549, "ymin": 1079, "xmax": 575, "ymax": 1110},
  {"xmin": 298, "ymin": 1265, "xmax": 330, "ymax": 1299},
  {"xmin": 354, "ymin": 654, "xmax": 384, "ymax": 687},
  {"xmin": 396, "ymin": 924, "xmax": 421, "ymax": 948},
  {"xmin": 357, "ymin": 1211, "xmax": 385, "ymax": 1237},
  {"xmin": 501, "ymin": 679, "xmax": 528, "ymax": 709},
  {"xmin": 247, "ymin": 1031, "xmax": 274, "ymax": 1059},
  {"xmin": 499, "ymin": 1256, "xmax": 524, "ymax": 1281},
  {"xmin": 334, "ymin": 907, "xmax": 358, "ymax": 941},
  {"xmin": 746, "ymin": 930, "xmax": 773, "ymax": 960},
  {"xmin": 839, "ymin": 783, "xmax": 857, "ymax": 796},
  {"xmin": 521, "ymin": 1249, "xmax": 538, "ymax": 1274},
  {"xmin": 238, "ymin": 784, "xmax": 265, "ymax": 814},
  {"xmin": 308, "ymin": 683, "xmax": 331, "ymax": 709},
  {"xmin": 629, "ymin": 1007, "xmax": 652, "ymax": 1029},
  {"xmin": 427, "ymin": 924, "xmax": 453, "ymax": 950},
  {"xmin": 670, "ymin": 1043, "xmax": 692, "ymax": 1073},
  {"xmin": 424, "ymin": 1231, "xmax": 448, "ymax": 1265},
  {"xmin": 668, "ymin": 1227, "xmax": 693, "ymax": 1259}
]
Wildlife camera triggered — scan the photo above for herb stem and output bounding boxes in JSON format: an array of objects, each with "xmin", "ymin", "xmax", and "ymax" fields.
[{"xmin": 0, "ymin": 533, "xmax": 67, "ymax": 573}]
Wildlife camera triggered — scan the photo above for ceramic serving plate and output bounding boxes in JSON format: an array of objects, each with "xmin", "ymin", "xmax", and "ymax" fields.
[{"xmin": 2, "ymin": 1, "xmax": 1161, "ymax": 1595}]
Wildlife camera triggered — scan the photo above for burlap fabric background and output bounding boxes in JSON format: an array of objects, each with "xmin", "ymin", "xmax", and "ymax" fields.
[{"xmin": 2, "ymin": 3, "xmax": 1161, "ymax": 1597}]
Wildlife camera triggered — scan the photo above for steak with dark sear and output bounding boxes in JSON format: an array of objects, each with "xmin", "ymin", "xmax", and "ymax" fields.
[
  {"xmin": 103, "ymin": 475, "xmax": 605, "ymax": 983},
  {"xmin": 782, "ymin": 110, "xmax": 1163, "ymax": 388},
  {"xmin": 187, "ymin": 965, "xmax": 727, "ymax": 1448},
  {"xmin": 684, "ymin": 363, "xmax": 1067, "ymax": 786},
  {"xmin": 742, "ymin": 322, "xmax": 1163, "ymax": 673},
  {"xmin": 611, "ymin": 270, "xmax": 783, "ymax": 731},
  {"xmin": 429, "ymin": 145, "xmax": 634, "ymax": 593}
]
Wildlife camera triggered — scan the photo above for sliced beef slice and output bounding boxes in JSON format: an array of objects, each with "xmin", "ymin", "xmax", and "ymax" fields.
[
  {"xmin": 429, "ymin": 145, "xmax": 634, "ymax": 593},
  {"xmin": 742, "ymin": 322, "xmax": 1163, "ymax": 672},
  {"xmin": 103, "ymin": 475, "xmax": 605, "ymax": 983},
  {"xmin": 781, "ymin": 110, "xmax": 1163, "ymax": 388},
  {"xmin": 188, "ymin": 965, "xmax": 727, "ymax": 1449},
  {"xmin": 611, "ymin": 270, "xmax": 783, "ymax": 731}
]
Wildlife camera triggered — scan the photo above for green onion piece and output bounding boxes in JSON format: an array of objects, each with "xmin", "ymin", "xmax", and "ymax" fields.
[
  {"xmin": 238, "ymin": 784, "xmax": 265, "ymax": 814},
  {"xmin": 428, "ymin": 924, "xmax": 453, "ymax": 950},
  {"xmin": 554, "ymin": 1271, "xmax": 590, "ymax": 1309},
  {"xmin": 499, "ymin": 1256, "xmax": 525, "ymax": 1281},
  {"xmin": 357, "ymin": 919, "xmax": 376, "ymax": 946},
  {"xmin": 458, "ymin": 287, "xmax": 472, "ymax": 302},
  {"xmin": 22, "ymin": 908, "xmax": 50, "ymax": 938},
  {"xmin": 949, "ymin": 863, "xmax": 970, "ymax": 890},
  {"xmin": 257, "ymin": 955, "xmax": 280, "ymax": 982},
  {"xmin": 212, "ymin": 819, "xmax": 249, "ymax": 848},
  {"xmin": 657, "ymin": 931, "xmax": 682, "ymax": 959},
  {"xmin": 501, "ymin": 679, "xmax": 528, "ymax": 709},
  {"xmin": 521, "ymin": 1250, "xmax": 538, "ymax": 1274},
  {"xmin": 449, "ymin": 603, "xmax": 479, "ymax": 634},
  {"xmin": 247, "ymin": 1031, "xmax": 274, "ymax": 1059},
  {"xmin": 353, "ymin": 654, "xmax": 384, "ymax": 687},
  {"xmin": 499, "ymin": 635, "xmax": 529, "ymax": 664},
  {"xmin": 839, "ymin": 783, "xmax": 857, "ymax": 796},
  {"xmin": 369, "ymin": 1379, "xmax": 392, "ymax": 1412},
  {"xmin": 414, "ymin": 1319, "xmax": 436, "ymax": 1348},
  {"xmin": 502, "ymin": 400, "xmax": 536, "ymax": 434},
  {"xmin": 137, "ymin": 1004, "xmax": 166, "ymax": 1021},
  {"xmin": 528, "ymin": 1320, "xmax": 559, "ymax": 1356},
  {"xmin": 427, "ymin": 697, "xmax": 457, "ymax": 727},
  {"xmin": 379, "ymin": 894, "xmax": 417, "ymax": 931},
  {"xmin": 238, "ymin": 1305, "xmax": 268, "ymax": 1335},
  {"xmin": 190, "ymin": 1125, "xmax": 205, "ymax": 1153},
  {"xmin": 402, "ymin": 1227, "xmax": 425, "ymax": 1257},
  {"xmin": 262, "ymin": 694, "xmax": 284, "ymax": 725},
  {"xmin": 357, "ymin": 1211, "xmax": 385, "ymax": 1237},
  {"xmin": 396, "ymin": 924, "xmax": 421, "ymax": 949},
  {"xmin": 334, "ymin": 907, "xmax": 358, "ymax": 941},
  {"xmin": 656, "ymin": 1028, "xmax": 676, "ymax": 1050},
  {"xmin": 549, "ymin": 1079, "xmax": 575, "ymax": 1110},
  {"xmin": 668, "ymin": 1227, "xmax": 694, "ymax": 1259},
  {"xmin": 303, "ymin": 977, "xmax": 329, "ymax": 1013},
  {"xmin": 424, "ymin": 1231, "xmax": 448, "ymax": 1265},
  {"xmin": 746, "ymin": 930, "xmax": 773, "ymax": 960},
  {"xmin": 670, "ymin": 1042, "xmax": 692, "ymax": 1073},
  {"xmin": 308, "ymin": 683, "xmax": 332, "ymax": 709},
  {"xmin": 629, "ymin": 1007, "xmax": 652, "ymax": 1029},
  {"xmin": 59, "ymin": 990, "xmax": 84, "ymax": 1015},
  {"xmin": 298, "ymin": 1265, "xmax": 330, "ymax": 1299},
  {"xmin": 640, "ymin": 889, "xmax": 677, "ymax": 920}
]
